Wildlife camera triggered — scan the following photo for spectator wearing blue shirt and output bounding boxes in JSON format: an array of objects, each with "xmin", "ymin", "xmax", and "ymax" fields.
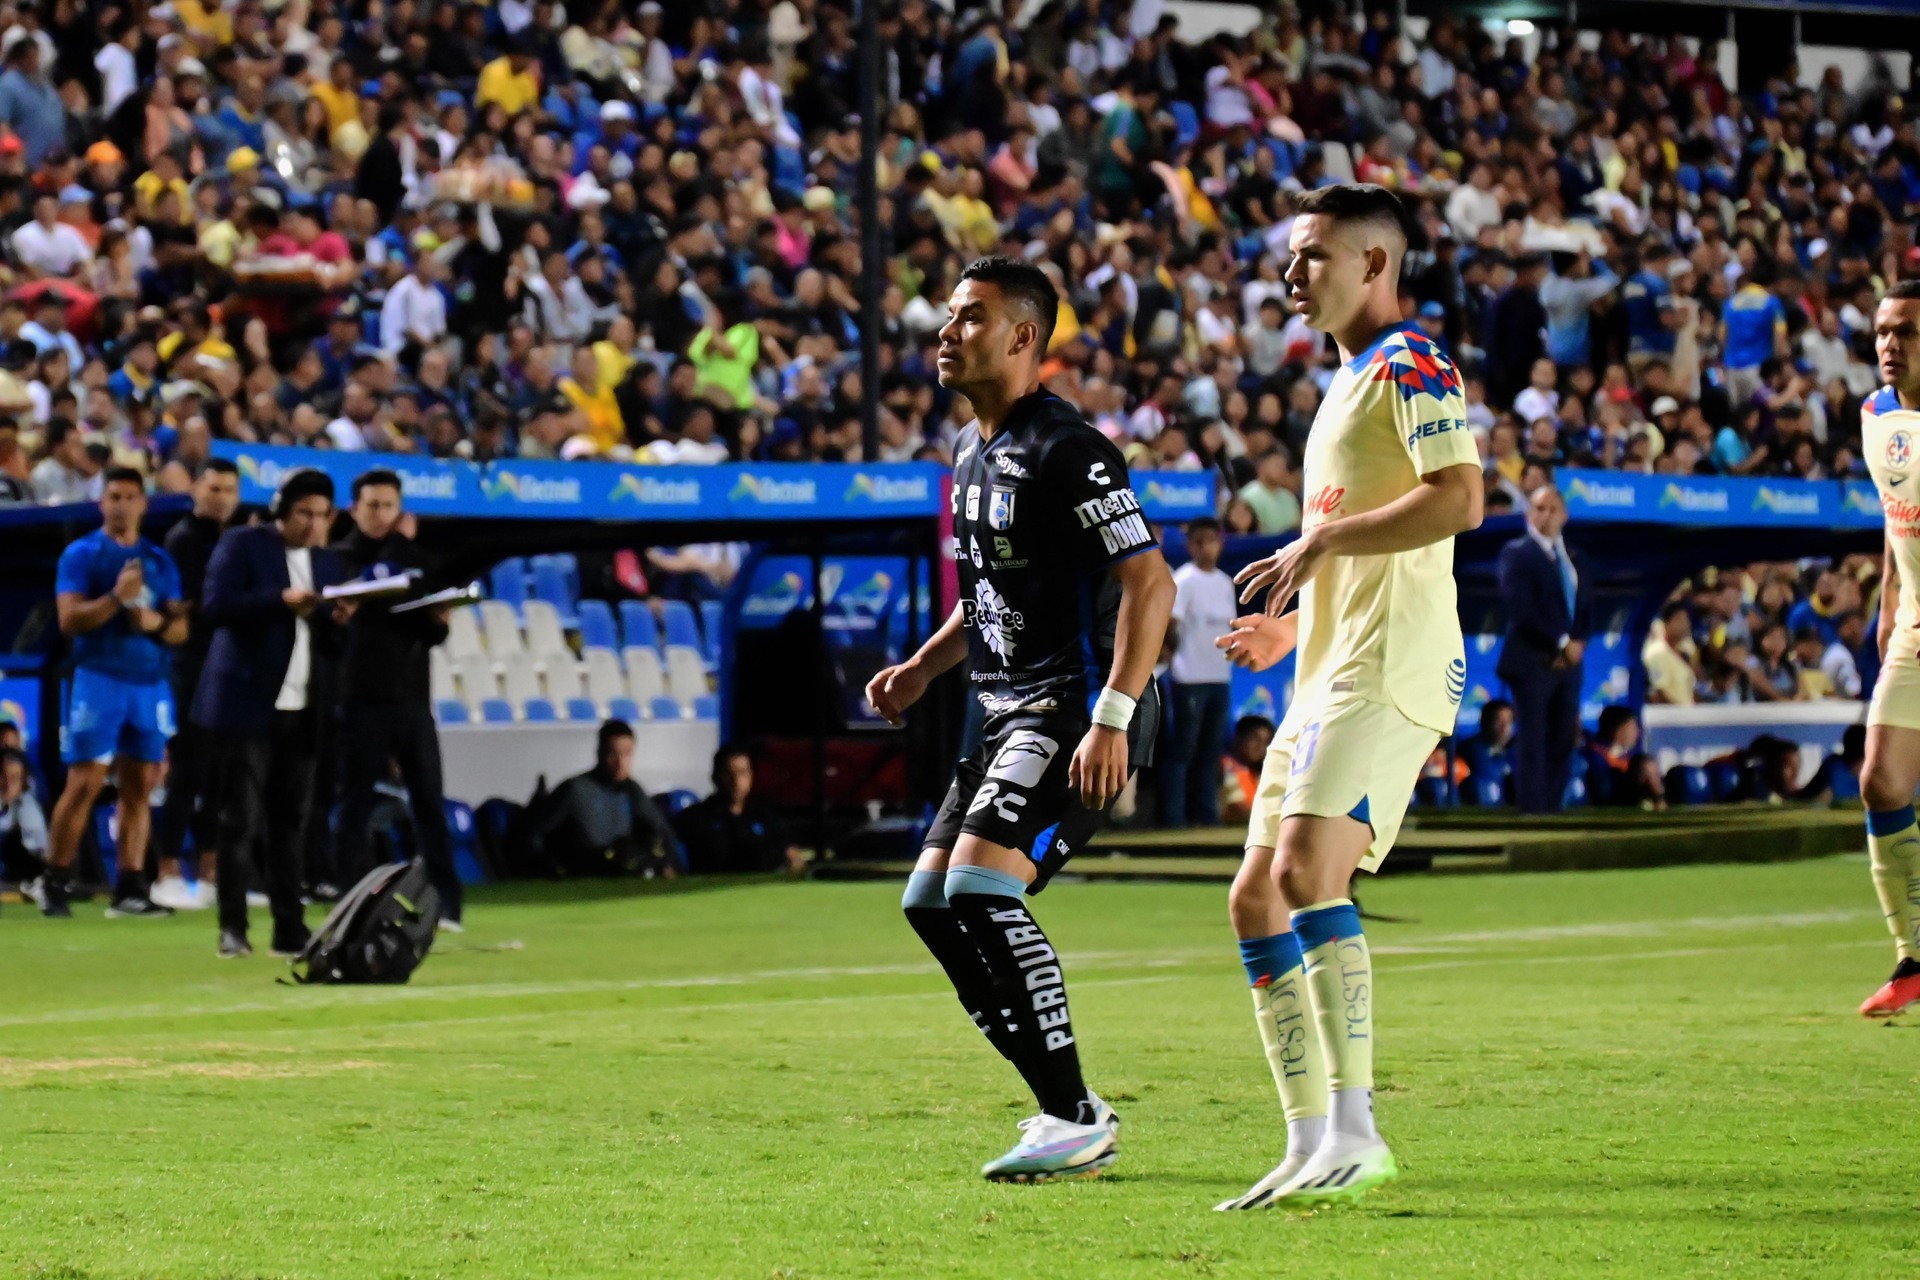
[
  {"xmin": 0, "ymin": 40, "xmax": 65, "ymax": 166},
  {"xmin": 1540, "ymin": 249, "xmax": 1618, "ymax": 371},
  {"xmin": 1622, "ymin": 245, "xmax": 1685, "ymax": 369},
  {"xmin": 37, "ymin": 469, "xmax": 188, "ymax": 919},
  {"xmin": 1723, "ymin": 273, "xmax": 1789, "ymax": 404},
  {"xmin": 1711, "ymin": 405, "xmax": 1771, "ymax": 475},
  {"xmin": 1786, "ymin": 570, "xmax": 1847, "ymax": 647}
]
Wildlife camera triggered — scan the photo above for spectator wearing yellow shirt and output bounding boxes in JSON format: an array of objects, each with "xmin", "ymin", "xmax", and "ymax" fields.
[
  {"xmin": 591, "ymin": 316, "xmax": 637, "ymax": 392},
  {"xmin": 558, "ymin": 346, "xmax": 624, "ymax": 455},
  {"xmin": 310, "ymin": 60, "xmax": 361, "ymax": 132},
  {"xmin": 174, "ymin": 0, "xmax": 235, "ymax": 48},
  {"xmin": 133, "ymin": 151, "xmax": 193, "ymax": 224},
  {"xmin": 688, "ymin": 316, "xmax": 761, "ymax": 412},
  {"xmin": 476, "ymin": 50, "xmax": 541, "ymax": 117},
  {"xmin": 157, "ymin": 303, "xmax": 239, "ymax": 379},
  {"xmin": 1641, "ymin": 602, "xmax": 1699, "ymax": 705}
]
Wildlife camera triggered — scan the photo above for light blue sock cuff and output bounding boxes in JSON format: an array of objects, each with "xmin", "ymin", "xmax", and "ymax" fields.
[
  {"xmin": 1239, "ymin": 932, "xmax": 1304, "ymax": 987},
  {"xmin": 1292, "ymin": 901, "xmax": 1363, "ymax": 951},
  {"xmin": 901, "ymin": 870, "xmax": 948, "ymax": 911},
  {"xmin": 1867, "ymin": 806, "xmax": 1917, "ymax": 837},
  {"xmin": 943, "ymin": 864, "xmax": 1027, "ymax": 901}
]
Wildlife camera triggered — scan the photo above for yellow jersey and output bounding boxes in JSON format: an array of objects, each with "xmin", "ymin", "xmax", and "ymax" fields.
[
  {"xmin": 476, "ymin": 58, "xmax": 541, "ymax": 116},
  {"xmin": 1290, "ymin": 322, "xmax": 1479, "ymax": 735},
  {"xmin": 1863, "ymin": 385, "xmax": 1920, "ymax": 632}
]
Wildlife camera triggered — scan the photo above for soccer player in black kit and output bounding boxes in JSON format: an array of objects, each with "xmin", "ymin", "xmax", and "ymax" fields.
[{"xmin": 866, "ymin": 257, "xmax": 1175, "ymax": 1182}]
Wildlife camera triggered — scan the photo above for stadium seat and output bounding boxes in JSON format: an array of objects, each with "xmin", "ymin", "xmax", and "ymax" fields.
[
  {"xmin": 453, "ymin": 653, "xmax": 500, "ymax": 704},
  {"xmin": 442, "ymin": 799, "xmax": 490, "ymax": 885},
  {"xmin": 444, "ymin": 605, "xmax": 483, "ymax": 659},
  {"xmin": 522, "ymin": 599, "xmax": 573, "ymax": 661},
  {"xmin": 1475, "ymin": 775, "xmax": 1504, "ymax": 807},
  {"xmin": 699, "ymin": 600, "xmax": 723, "ymax": 665},
  {"xmin": 500, "ymin": 652, "xmax": 543, "ymax": 707},
  {"xmin": 1665, "ymin": 765, "xmax": 1712, "ymax": 806},
  {"xmin": 531, "ymin": 557, "xmax": 578, "ymax": 628},
  {"xmin": 661, "ymin": 789, "xmax": 700, "ymax": 814},
  {"xmin": 692, "ymin": 694, "xmax": 719, "ymax": 721},
  {"xmin": 1706, "ymin": 761, "xmax": 1747, "ymax": 802},
  {"xmin": 650, "ymin": 695, "xmax": 685, "ymax": 721},
  {"xmin": 660, "ymin": 599, "xmax": 702, "ymax": 650},
  {"xmin": 489, "ymin": 558, "xmax": 528, "ymax": 613},
  {"xmin": 480, "ymin": 698, "xmax": 516, "ymax": 723},
  {"xmin": 664, "ymin": 645, "xmax": 709, "ymax": 704},
  {"xmin": 435, "ymin": 699, "xmax": 469, "ymax": 724},
  {"xmin": 577, "ymin": 599, "xmax": 619, "ymax": 651},
  {"xmin": 542, "ymin": 655, "xmax": 586, "ymax": 702},
  {"xmin": 607, "ymin": 696, "xmax": 641, "ymax": 723},
  {"xmin": 1562, "ymin": 776, "xmax": 1588, "ymax": 808},
  {"xmin": 429, "ymin": 647, "xmax": 457, "ymax": 703},
  {"xmin": 522, "ymin": 698, "xmax": 558, "ymax": 722},
  {"xmin": 565, "ymin": 697, "xmax": 599, "ymax": 721},
  {"xmin": 478, "ymin": 600, "xmax": 524, "ymax": 657},
  {"xmin": 623, "ymin": 645, "xmax": 666, "ymax": 703},
  {"xmin": 583, "ymin": 647, "xmax": 627, "ymax": 709},
  {"xmin": 619, "ymin": 600, "xmax": 660, "ymax": 651}
]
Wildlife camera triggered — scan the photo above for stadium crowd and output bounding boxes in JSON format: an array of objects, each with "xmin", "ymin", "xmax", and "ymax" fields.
[{"xmin": 0, "ymin": 2, "xmax": 1909, "ymax": 522}]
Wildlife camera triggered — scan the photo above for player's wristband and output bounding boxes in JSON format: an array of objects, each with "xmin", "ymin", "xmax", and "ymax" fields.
[{"xmin": 1091, "ymin": 688, "xmax": 1136, "ymax": 731}]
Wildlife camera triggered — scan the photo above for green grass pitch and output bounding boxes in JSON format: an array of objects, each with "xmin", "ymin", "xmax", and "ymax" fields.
[{"xmin": 2, "ymin": 856, "xmax": 1916, "ymax": 1279}]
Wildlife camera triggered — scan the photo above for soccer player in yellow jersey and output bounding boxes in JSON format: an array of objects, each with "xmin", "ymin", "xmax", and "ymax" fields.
[
  {"xmin": 1208, "ymin": 184, "xmax": 1483, "ymax": 1210},
  {"xmin": 1856, "ymin": 280, "xmax": 1920, "ymax": 1018}
]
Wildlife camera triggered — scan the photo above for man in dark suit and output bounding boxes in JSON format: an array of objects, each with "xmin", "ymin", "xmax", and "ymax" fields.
[
  {"xmin": 192, "ymin": 469, "xmax": 355, "ymax": 958},
  {"xmin": 1496, "ymin": 485, "xmax": 1594, "ymax": 814}
]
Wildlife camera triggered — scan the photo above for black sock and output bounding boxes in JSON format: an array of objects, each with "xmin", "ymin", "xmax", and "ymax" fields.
[
  {"xmin": 116, "ymin": 864, "xmax": 147, "ymax": 900},
  {"xmin": 944, "ymin": 868, "xmax": 1091, "ymax": 1124},
  {"xmin": 902, "ymin": 889, "xmax": 1050, "ymax": 1100}
]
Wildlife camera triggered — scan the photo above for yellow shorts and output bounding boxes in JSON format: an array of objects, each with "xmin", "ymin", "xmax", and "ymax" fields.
[
  {"xmin": 1246, "ymin": 695, "xmax": 1440, "ymax": 873},
  {"xmin": 1869, "ymin": 642, "xmax": 1920, "ymax": 731}
]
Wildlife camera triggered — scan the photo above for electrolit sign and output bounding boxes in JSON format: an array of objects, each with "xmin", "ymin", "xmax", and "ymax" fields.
[{"xmin": 481, "ymin": 467, "xmax": 584, "ymax": 506}]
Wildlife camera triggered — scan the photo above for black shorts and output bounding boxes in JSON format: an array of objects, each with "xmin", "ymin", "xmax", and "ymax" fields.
[{"xmin": 922, "ymin": 699, "xmax": 1155, "ymax": 894}]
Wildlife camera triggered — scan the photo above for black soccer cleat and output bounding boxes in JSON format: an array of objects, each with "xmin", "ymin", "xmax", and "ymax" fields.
[
  {"xmin": 35, "ymin": 876, "xmax": 72, "ymax": 918},
  {"xmin": 269, "ymin": 928, "xmax": 312, "ymax": 958},
  {"xmin": 105, "ymin": 895, "xmax": 175, "ymax": 919}
]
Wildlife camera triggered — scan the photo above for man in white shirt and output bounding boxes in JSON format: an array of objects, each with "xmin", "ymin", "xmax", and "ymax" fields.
[
  {"xmin": 11, "ymin": 194, "xmax": 91, "ymax": 279},
  {"xmin": 1162, "ymin": 518, "xmax": 1239, "ymax": 826},
  {"xmin": 1822, "ymin": 611, "xmax": 1866, "ymax": 700},
  {"xmin": 1445, "ymin": 162, "xmax": 1502, "ymax": 244},
  {"xmin": 378, "ymin": 257, "xmax": 447, "ymax": 359},
  {"xmin": 30, "ymin": 418, "xmax": 98, "ymax": 505},
  {"xmin": 94, "ymin": 20, "xmax": 140, "ymax": 115}
]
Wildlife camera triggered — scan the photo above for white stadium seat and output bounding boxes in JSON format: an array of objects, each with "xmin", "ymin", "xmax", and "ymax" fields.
[
  {"xmin": 623, "ymin": 646, "xmax": 666, "ymax": 704},
  {"xmin": 444, "ymin": 605, "xmax": 483, "ymax": 660},
  {"xmin": 522, "ymin": 599, "xmax": 573, "ymax": 659},
  {"xmin": 664, "ymin": 645, "xmax": 709, "ymax": 706},
  {"xmin": 583, "ymin": 647, "xmax": 627, "ymax": 709},
  {"xmin": 500, "ymin": 652, "xmax": 543, "ymax": 709},
  {"xmin": 543, "ymin": 655, "xmax": 586, "ymax": 702},
  {"xmin": 479, "ymin": 599, "xmax": 525, "ymax": 657},
  {"xmin": 453, "ymin": 653, "xmax": 500, "ymax": 705},
  {"xmin": 429, "ymin": 647, "xmax": 458, "ymax": 704}
]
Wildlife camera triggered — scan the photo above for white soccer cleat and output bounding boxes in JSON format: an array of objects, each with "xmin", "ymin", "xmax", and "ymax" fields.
[
  {"xmin": 983, "ymin": 1113, "xmax": 1117, "ymax": 1183},
  {"xmin": 1266, "ymin": 1135, "xmax": 1398, "ymax": 1209},
  {"xmin": 150, "ymin": 876, "xmax": 205, "ymax": 911},
  {"xmin": 1214, "ymin": 1149, "xmax": 1315, "ymax": 1211}
]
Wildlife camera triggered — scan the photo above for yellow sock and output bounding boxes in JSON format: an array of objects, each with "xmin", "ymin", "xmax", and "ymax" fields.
[
  {"xmin": 1866, "ymin": 807, "xmax": 1920, "ymax": 962},
  {"xmin": 1293, "ymin": 897, "xmax": 1375, "ymax": 1140},
  {"xmin": 1240, "ymin": 933, "xmax": 1327, "ymax": 1156}
]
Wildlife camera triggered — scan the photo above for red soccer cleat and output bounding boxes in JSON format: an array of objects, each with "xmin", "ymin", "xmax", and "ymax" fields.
[{"xmin": 1859, "ymin": 959, "xmax": 1920, "ymax": 1018}]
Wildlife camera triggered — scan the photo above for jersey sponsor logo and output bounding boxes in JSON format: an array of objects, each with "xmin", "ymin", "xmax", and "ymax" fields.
[
  {"xmin": 965, "ymin": 485, "xmax": 981, "ymax": 522},
  {"xmin": 968, "ymin": 536, "xmax": 984, "ymax": 568},
  {"xmin": 988, "ymin": 487, "xmax": 1017, "ymax": 530},
  {"xmin": 986, "ymin": 729, "xmax": 1061, "ymax": 788},
  {"xmin": 1305, "ymin": 485, "xmax": 1345, "ymax": 517},
  {"xmin": 1071, "ymin": 488, "xmax": 1142, "ymax": 529},
  {"xmin": 1883, "ymin": 492, "xmax": 1920, "ymax": 525},
  {"xmin": 1097, "ymin": 513, "xmax": 1153, "ymax": 556},
  {"xmin": 996, "ymin": 455, "xmax": 1030, "ymax": 480},
  {"xmin": 1890, "ymin": 431, "xmax": 1912, "ymax": 470},
  {"xmin": 1405, "ymin": 417, "xmax": 1467, "ymax": 449},
  {"xmin": 1088, "ymin": 462, "xmax": 1112, "ymax": 486},
  {"xmin": 992, "ymin": 535, "xmax": 1027, "ymax": 568},
  {"xmin": 965, "ymin": 578, "xmax": 1025, "ymax": 660}
]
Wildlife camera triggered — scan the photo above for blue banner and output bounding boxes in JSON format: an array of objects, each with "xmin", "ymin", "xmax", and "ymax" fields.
[
  {"xmin": 1558, "ymin": 469, "xmax": 1880, "ymax": 529},
  {"xmin": 211, "ymin": 442, "xmax": 1214, "ymax": 526}
]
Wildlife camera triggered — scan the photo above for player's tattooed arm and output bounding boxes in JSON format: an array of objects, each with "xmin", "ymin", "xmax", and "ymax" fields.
[{"xmin": 865, "ymin": 602, "xmax": 968, "ymax": 725}]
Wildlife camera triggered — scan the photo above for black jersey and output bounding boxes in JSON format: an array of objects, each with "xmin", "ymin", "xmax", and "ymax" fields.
[{"xmin": 950, "ymin": 391, "xmax": 1156, "ymax": 718}]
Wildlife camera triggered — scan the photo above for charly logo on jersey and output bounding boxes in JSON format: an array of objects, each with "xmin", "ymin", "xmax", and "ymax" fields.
[
  {"xmin": 965, "ymin": 578, "xmax": 1024, "ymax": 660},
  {"xmin": 988, "ymin": 487, "xmax": 1017, "ymax": 530}
]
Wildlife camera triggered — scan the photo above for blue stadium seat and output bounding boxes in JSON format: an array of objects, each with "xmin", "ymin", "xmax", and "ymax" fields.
[
  {"xmin": 1665, "ymin": 765, "xmax": 1712, "ymax": 806},
  {"xmin": 1706, "ymin": 761, "xmax": 1746, "ymax": 802},
  {"xmin": 692, "ymin": 694, "xmax": 719, "ymax": 721},
  {"xmin": 490, "ymin": 558, "xmax": 528, "ymax": 612},
  {"xmin": 661, "ymin": 789, "xmax": 700, "ymax": 815},
  {"xmin": 1562, "ymin": 776, "xmax": 1588, "ymax": 808},
  {"xmin": 699, "ymin": 600, "xmax": 723, "ymax": 664},
  {"xmin": 522, "ymin": 697, "xmax": 558, "ymax": 722},
  {"xmin": 607, "ymin": 696, "xmax": 640, "ymax": 722},
  {"xmin": 480, "ymin": 698, "xmax": 515, "ymax": 723},
  {"xmin": 577, "ymin": 599, "xmax": 618, "ymax": 650},
  {"xmin": 1474, "ymin": 775, "xmax": 1504, "ymax": 807},
  {"xmin": 565, "ymin": 697, "xmax": 599, "ymax": 721},
  {"xmin": 442, "ymin": 799, "xmax": 489, "ymax": 885},
  {"xmin": 436, "ymin": 699, "xmax": 470, "ymax": 724},
  {"xmin": 650, "ymin": 696, "xmax": 685, "ymax": 721},
  {"xmin": 619, "ymin": 600, "xmax": 660, "ymax": 651},
  {"xmin": 660, "ymin": 599, "xmax": 701, "ymax": 650},
  {"xmin": 531, "ymin": 557, "xmax": 578, "ymax": 628}
]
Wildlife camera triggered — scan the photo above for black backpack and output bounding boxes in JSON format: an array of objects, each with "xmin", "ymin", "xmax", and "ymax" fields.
[{"xmin": 288, "ymin": 860, "xmax": 441, "ymax": 985}]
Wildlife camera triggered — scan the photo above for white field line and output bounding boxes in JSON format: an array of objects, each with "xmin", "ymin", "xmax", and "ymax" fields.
[{"xmin": 0, "ymin": 908, "xmax": 1876, "ymax": 1031}]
